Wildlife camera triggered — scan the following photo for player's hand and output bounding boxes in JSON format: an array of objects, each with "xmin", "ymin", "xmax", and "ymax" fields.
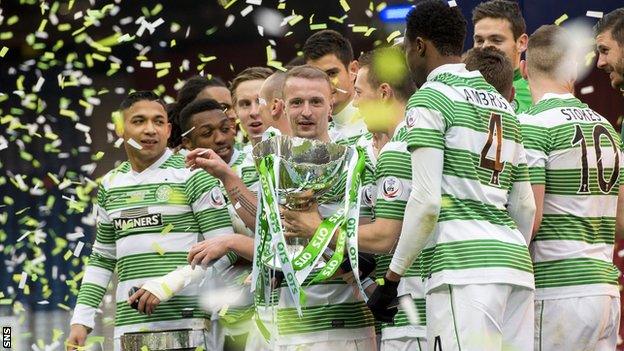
[
  {"xmin": 128, "ymin": 288, "xmax": 161, "ymax": 315},
  {"xmin": 366, "ymin": 278, "xmax": 399, "ymax": 323},
  {"xmin": 282, "ymin": 202, "xmax": 322, "ymax": 239},
  {"xmin": 66, "ymin": 324, "xmax": 89, "ymax": 351},
  {"xmin": 185, "ymin": 148, "xmax": 234, "ymax": 180},
  {"xmin": 188, "ymin": 236, "xmax": 232, "ymax": 269}
]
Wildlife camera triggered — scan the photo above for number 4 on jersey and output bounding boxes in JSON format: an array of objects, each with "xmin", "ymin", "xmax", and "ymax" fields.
[{"xmin": 480, "ymin": 113, "xmax": 505, "ymax": 186}]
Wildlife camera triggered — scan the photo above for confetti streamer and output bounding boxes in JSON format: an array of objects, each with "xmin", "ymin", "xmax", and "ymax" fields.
[
  {"xmin": 586, "ymin": 11, "xmax": 603, "ymax": 18},
  {"xmin": 554, "ymin": 13, "xmax": 568, "ymax": 26},
  {"xmin": 127, "ymin": 138, "xmax": 143, "ymax": 150},
  {"xmin": 580, "ymin": 86, "xmax": 594, "ymax": 95}
]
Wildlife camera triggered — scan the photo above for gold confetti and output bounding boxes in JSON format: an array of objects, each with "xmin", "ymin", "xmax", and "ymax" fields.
[{"xmin": 554, "ymin": 13, "xmax": 568, "ymax": 26}]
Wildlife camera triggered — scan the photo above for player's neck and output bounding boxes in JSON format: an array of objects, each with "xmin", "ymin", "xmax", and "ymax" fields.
[
  {"xmin": 528, "ymin": 78, "xmax": 574, "ymax": 104},
  {"xmin": 426, "ymin": 55, "xmax": 462, "ymax": 80},
  {"xmin": 127, "ymin": 149, "xmax": 167, "ymax": 173},
  {"xmin": 387, "ymin": 101, "xmax": 407, "ymax": 136}
]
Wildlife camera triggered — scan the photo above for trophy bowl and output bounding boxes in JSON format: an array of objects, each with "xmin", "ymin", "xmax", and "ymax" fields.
[
  {"xmin": 120, "ymin": 329, "xmax": 208, "ymax": 351},
  {"xmin": 253, "ymin": 135, "xmax": 349, "ymax": 267}
]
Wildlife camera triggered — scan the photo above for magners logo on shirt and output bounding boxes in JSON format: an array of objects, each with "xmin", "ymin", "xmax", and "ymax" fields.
[{"xmin": 112, "ymin": 213, "xmax": 163, "ymax": 230}]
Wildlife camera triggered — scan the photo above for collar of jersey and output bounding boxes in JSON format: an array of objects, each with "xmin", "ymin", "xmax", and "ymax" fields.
[
  {"xmin": 130, "ymin": 148, "xmax": 172, "ymax": 176},
  {"xmin": 537, "ymin": 92, "xmax": 575, "ymax": 104}
]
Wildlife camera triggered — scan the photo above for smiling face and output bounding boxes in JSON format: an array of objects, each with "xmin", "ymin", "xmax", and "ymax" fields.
[
  {"xmin": 183, "ymin": 109, "xmax": 235, "ymax": 163},
  {"xmin": 283, "ymin": 77, "xmax": 332, "ymax": 141},
  {"xmin": 596, "ymin": 31, "xmax": 624, "ymax": 90},
  {"xmin": 307, "ymin": 53, "xmax": 356, "ymax": 113},
  {"xmin": 474, "ymin": 17, "xmax": 526, "ymax": 69},
  {"xmin": 122, "ymin": 99, "xmax": 171, "ymax": 165},
  {"xmin": 233, "ymin": 79, "xmax": 266, "ymax": 141}
]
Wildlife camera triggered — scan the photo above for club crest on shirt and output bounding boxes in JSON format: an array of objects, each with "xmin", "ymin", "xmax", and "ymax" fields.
[
  {"xmin": 154, "ymin": 184, "xmax": 173, "ymax": 202},
  {"xmin": 382, "ymin": 176, "xmax": 403, "ymax": 201},
  {"xmin": 209, "ymin": 187, "xmax": 226, "ymax": 209},
  {"xmin": 362, "ymin": 185, "xmax": 374, "ymax": 207},
  {"xmin": 405, "ymin": 108, "xmax": 418, "ymax": 128}
]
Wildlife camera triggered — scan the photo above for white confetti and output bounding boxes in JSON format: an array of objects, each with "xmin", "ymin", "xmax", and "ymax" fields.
[
  {"xmin": 241, "ymin": 5, "xmax": 254, "ymax": 17},
  {"xmin": 257, "ymin": 25, "xmax": 264, "ymax": 36},
  {"xmin": 448, "ymin": 0, "xmax": 457, "ymax": 7},
  {"xmin": 586, "ymin": 11, "xmax": 603, "ymax": 18},
  {"xmin": 225, "ymin": 15, "xmax": 235, "ymax": 28},
  {"xmin": 33, "ymin": 76, "xmax": 45, "ymax": 92},
  {"xmin": 140, "ymin": 60, "xmax": 154, "ymax": 68},
  {"xmin": 114, "ymin": 137, "xmax": 125, "ymax": 148},
  {"xmin": 73, "ymin": 11, "xmax": 83, "ymax": 20},
  {"xmin": 580, "ymin": 86, "xmax": 594, "ymax": 95},
  {"xmin": 127, "ymin": 138, "xmax": 143, "ymax": 150},
  {"xmin": 399, "ymin": 295, "xmax": 420, "ymax": 325},
  {"xmin": 618, "ymin": 249, "xmax": 624, "ymax": 258},
  {"xmin": 181, "ymin": 126, "xmax": 195, "ymax": 137},
  {"xmin": 31, "ymin": 254, "xmax": 46, "ymax": 266},
  {"xmin": 74, "ymin": 241, "xmax": 85, "ymax": 257},
  {"xmin": 18, "ymin": 272, "xmax": 28, "ymax": 289},
  {"xmin": 75, "ymin": 122, "xmax": 91, "ymax": 133},
  {"xmin": 247, "ymin": 0, "xmax": 262, "ymax": 4},
  {"xmin": 67, "ymin": 232, "xmax": 85, "ymax": 241}
]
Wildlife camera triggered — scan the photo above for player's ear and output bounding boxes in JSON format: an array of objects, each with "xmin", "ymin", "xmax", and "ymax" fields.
[
  {"xmin": 517, "ymin": 33, "xmax": 529, "ymax": 54},
  {"xmin": 348, "ymin": 60, "xmax": 359, "ymax": 83},
  {"xmin": 379, "ymin": 83, "xmax": 393, "ymax": 101},
  {"xmin": 416, "ymin": 37, "xmax": 427, "ymax": 57},
  {"xmin": 181, "ymin": 136, "xmax": 192, "ymax": 151},
  {"xmin": 271, "ymin": 98, "xmax": 283, "ymax": 120}
]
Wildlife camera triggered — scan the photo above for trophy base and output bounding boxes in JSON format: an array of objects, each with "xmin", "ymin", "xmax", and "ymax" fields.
[{"xmin": 120, "ymin": 329, "xmax": 208, "ymax": 351}]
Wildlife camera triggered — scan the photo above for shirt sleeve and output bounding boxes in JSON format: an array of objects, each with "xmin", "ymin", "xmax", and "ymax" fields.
[
  {"xmin": 71, "ymin": 186, "xmax": 116, "ymax": 329},
  {"xmin": 517, "ymin": 114, "xmax": 550, "ymax": 185},
  {"xmin": 185, "ymin": 170, "xmax": 234, "ymax": 239}
]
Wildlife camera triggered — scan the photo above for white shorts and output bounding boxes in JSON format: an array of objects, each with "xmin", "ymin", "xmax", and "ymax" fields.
[
  {"xmin": 274, "ymin": 336, "xmax": 377, "ymax": 351},
  {"xmin": 380, "ymin": 337, "xmax": 427, "ymax": 351},
  {"xmin": 426, "ymin": 284, "xmax": 534, "ymax": 351},
  {"xmin": 535, "ymin": 295, "xmax": 620, "ymax": 351}
]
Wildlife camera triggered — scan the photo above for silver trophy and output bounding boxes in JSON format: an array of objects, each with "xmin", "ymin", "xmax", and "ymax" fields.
[
  {"xmin": 120, "ymin": 329, "xmax": 209, "ymax": 351},
  {"xmin": 252, "ymin": 135, "xmax": 349, "ymax": 264}
]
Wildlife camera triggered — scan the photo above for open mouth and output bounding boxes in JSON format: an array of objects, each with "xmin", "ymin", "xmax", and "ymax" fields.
[
  {"xmin": 298, "ymin": 120, "xmax": 314, "ymax": 127},
  {"xmin": 215, "ymin": 145, "xmax": 231, "ymax": 155},
  {"xmin": 141, "ymin": 139, "xmax": 158, "ymax": 147}
]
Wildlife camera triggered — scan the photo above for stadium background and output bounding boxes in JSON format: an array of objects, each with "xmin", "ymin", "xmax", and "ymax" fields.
[{"xmin": 0, "ymin": 0, "xmax": 622, "ymax": 349}]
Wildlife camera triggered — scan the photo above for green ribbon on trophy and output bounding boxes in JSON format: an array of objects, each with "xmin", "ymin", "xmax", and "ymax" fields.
[{"xmin": 251, "ymin": 135, "xmax": 368, "ymax": 325}]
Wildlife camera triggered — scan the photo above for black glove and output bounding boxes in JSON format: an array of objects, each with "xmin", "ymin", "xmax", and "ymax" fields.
[
  {"xmin": 366, "ymin": 278, "xmax": 399, "ymax": 323},
  {"xmin": 339, "ymin": 253, "xmax": 377, "ymax": 279}
]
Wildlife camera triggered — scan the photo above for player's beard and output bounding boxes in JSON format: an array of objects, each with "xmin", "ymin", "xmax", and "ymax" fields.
[{"xmin": 615, "ymin": 55, "xmax": 624, "ymax": 93}]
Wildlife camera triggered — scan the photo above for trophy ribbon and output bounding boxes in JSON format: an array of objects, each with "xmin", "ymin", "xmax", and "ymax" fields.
[
  {"xmin": 257, "ymin": 156, "xmax": 305, "ymax": 316},
  {"xmin": 310, "ymin": 146, "xmax": 366, "ymax": 286}
]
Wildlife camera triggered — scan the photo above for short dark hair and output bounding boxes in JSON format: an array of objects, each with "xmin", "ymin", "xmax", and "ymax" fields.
[
  {"xmin": 594, "ymin": 8, "xmax": 624, "ymax": 46},
  {"xmin": 168, "ymin": 75, "xmax": 227, "ymax": 147},
  {"xmin": 464, "ymin": 46, "xmax": 513, "ymax": 98},
  {"xmin": 230, "ymin": 66, "xmax": 273, "ymax": 100},
  {"xmin": 302, "ymin": 29, "xmax": 354, "ymax": 68},
  {"xmin": 472, "ymin": 0, "xmax": 526, "ymax": 40},
  {"xmin": 119, "ymin": 90, "xmax": 166, "ymax": 111},
  {"xmin": 285, "ymin": 55, "xmax": 306, "ymax": 69},
  {"xmin": 526, "ymin": 25, "xmax": 573, "ymax": 79},
  {"xmin": 358, "ymin": 47, "xmax": 416, "ymax": 101},
  {"xmin": 405, "ymin": 0, "xmax": 467, "ymax": 56},
  {"xmin": 179, "ymin": 98, "xmax": 225, "ymax": 133}
]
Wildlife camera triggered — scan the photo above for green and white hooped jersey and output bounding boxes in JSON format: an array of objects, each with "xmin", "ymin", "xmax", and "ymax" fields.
[
  {"xmin": 71, "ymin": 149, "xmax": 234, "ymax": 340},
  {"xmin": 265, "ymin": 134, "xmax": 376, "ymax": 345},
  {"xmin": 374, "ymin": 122, "xmax": 426, "ymax": 340},
  {"xmin": 518, "ymin": 93, "xmax": 622, "ymax": 300},
  {"xmin": 405, "ymin": 63, "xmax": 534, "ymax": 292}
]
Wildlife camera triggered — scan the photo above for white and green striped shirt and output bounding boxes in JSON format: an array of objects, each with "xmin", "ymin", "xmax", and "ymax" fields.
[
  {"xmin": 374, "ymin": 122, "xmax": 426, "ymax": 340},
  {"xmin": 519, "ymin": 93, "xmax": 622, "ymax": 300},
  {"xmin": 401, "ymin": 63, "xmax": 534, "ymax": 292},
  {"xmin": 71, "ymin": 149, "xmax": 233, "ymax": 341}
]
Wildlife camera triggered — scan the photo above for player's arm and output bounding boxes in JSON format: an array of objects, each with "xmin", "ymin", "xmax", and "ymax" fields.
[
  {"xmin": 387, "ymin": 147, "xmax": 443, "ymax": 280},
  {"xmin": 357, "ymin": 219, "xmax": 403, "ymax": 254},
  {"xmin": 68, "ymin": 188, "xmax": 116, "ymax": 350},
  {"xmin": 516, "ymin": 117, "xmax": 549, "ymax": 241},
  {"xmin": 186, "ymin": 148, "xmax": 258, "ymax": 228},
  {"xmin": 616, "ymin": 154, "xmax": 624, "ymax": 239}
]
